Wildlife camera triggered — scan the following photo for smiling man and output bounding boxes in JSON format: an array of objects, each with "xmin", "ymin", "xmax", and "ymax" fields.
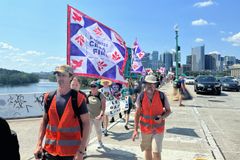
[{"xmin": 34, "ymin": 65, "xmax": 90, "ymax": 160}]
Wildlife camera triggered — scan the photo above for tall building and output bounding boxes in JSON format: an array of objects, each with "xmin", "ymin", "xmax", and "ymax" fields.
[
  {"xmin": 142, "ymin": 52, "xmax": 151, "ymax": 68},
  {"xmin": 192, "ymin": 45, "xmax": 205, "ymax": 71},
  {"xmin": 161, "ymin": 52, "xmax": 173, "ymax": 72},
  {"xmin": 209, "ymin": 52, "xmax": 222, "ymax": 71},
  {"xmin": 186, "ymin": 55, "xmax": 192, "ymax": 65},
  {"xmin": 205, "ymin": 54, "xmax": 212, "ymax": 70},
  {"xmin": 151, "ymin": 51, "xmax": 159, "ymax": 70},
  {"xmin": 224, "ymin": 56, "xmax": 236, "ymax": 69}
]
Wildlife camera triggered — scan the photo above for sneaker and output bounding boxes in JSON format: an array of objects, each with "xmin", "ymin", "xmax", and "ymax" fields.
[
  {"xmin": 179, "ymin": 104, "xmax": 184, "ymax": 106},
  {"xmin": 124, "ymin": 125, "xmax": 129, "ymax": 130},
  {"xmin": 103, "ymin": 129, "xmax": 108, "ymax": 136},
  {"xmin": 119, "ymin": 113, "xmax": 122, "ymax": 119},
  {"xmin": 110, "ymin": 117, "xmax": 115, "ymax": 123},
  {"xmin": 97, "ymin": 141, "xmax": 104, "ymax": 149},
  {"xmin": 83, "ymin": 152, "xmax": 87, "ymax": 158}
]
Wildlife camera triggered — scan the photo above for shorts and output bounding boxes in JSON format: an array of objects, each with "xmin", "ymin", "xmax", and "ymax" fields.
[
  {"xmin": 140, "ymin": 133, "xmax": 164, "ymax": 153},
  {"xmin": 124, "ymin": 97, "xmax": 133, "ymax": 114}
]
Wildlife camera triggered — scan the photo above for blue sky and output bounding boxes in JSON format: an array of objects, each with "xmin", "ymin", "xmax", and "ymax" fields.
[{"xmin": 0, "ymin": 0, "xmax": 239, "ymax": 72}]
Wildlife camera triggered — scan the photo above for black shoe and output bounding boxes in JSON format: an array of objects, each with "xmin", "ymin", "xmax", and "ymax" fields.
[
  {"xmin": 110, "ymin": 117, "xmax": 115, "ymax": 123},
  {"xmin": 124, "ymin": 125, "xmax": 129, "ymax": 130},
  {"xmin": 119, "ymin": 113, "xmax": 122, "ymax": 119},
  {"xmin": 104, "ymin": 130, "xmax": 108, "ymax": 136}
]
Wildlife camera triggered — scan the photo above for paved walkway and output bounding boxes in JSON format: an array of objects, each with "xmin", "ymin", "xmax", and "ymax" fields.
[{"xmin": 84, "ymin": 83, "xmax": 214, "ymax": 160}]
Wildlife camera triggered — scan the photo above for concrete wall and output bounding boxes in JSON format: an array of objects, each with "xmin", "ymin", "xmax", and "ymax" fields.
[{"xmin": 0, "ymin": 92, "xmax": 44, "ymax": 119}]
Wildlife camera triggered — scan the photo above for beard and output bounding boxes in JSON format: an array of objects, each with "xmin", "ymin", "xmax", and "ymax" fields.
[{"xmin": 146, "ymin": 87, "xmax": 154, "ymax": 94}]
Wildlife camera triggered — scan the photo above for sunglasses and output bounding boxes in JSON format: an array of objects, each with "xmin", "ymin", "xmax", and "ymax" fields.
[{"xmin": 90, "ymin": 85, "xmax": 97, "ymax": 88}]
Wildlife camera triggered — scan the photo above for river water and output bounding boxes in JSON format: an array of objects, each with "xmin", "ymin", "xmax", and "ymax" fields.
[{"xmin": 0, "ymin": 79, "xmax": 57, "ymax": 94}]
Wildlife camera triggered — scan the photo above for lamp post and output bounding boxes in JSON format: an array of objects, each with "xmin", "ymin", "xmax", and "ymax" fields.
[{"xmin": 174, "ymin": 24, "xmax": 179, "ymax": 80}]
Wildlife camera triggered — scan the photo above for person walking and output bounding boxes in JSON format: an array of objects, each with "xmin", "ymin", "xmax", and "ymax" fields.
[
  {"xmin": 34, "ymin": 64, "xmax": 90, "ymax": 160},
  {"xmin": 86, "ymin": 81, "xmax": 106, "ymax": 149},
  {"xmin": 132, "ymin": 74, "xmax": 171, "ymax": 160},
  {"xmin": 71, "ymin": 76, "xmax": 87, "ymax": 100},
  {"xmin": 121, "ymin": 83, "xmax": 134, "ymax": 130},
  {"xmin": 178, "ymin": 75, "xmax": 186, "ymax": 106},
  {"xmin": 99, "ymin": 79, "xmax": 112, "ymax": 136}
]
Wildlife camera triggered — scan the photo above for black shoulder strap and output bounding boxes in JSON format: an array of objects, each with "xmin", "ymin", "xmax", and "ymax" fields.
[
  {"xmin": 139, "ymin": 91, "xmax": 144, "ymax": 105},
  {"xmin": 139, "ymin": 91, "xmax": 165, "ymax": 107},
  {"xmin": 44, "ymin": 90, "xmax": 56, "ymax": 114},
  {"xmin": 96, "ymin": 92, "xmax": 101, "ymax": 101},
  {"xmin": 71, "ymin": 89, "xmax": 80, "ymax": 119},
  {"xmin": 87, "ymin": 91, "xmax": 101, "ymax": 101},
  {"xmin": 159, "ymin": 91, "xmax": 165, "ymax": 107}
]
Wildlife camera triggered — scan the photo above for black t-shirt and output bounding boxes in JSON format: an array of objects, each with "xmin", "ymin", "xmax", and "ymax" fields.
[{"xmin": 53, "ymin": 91, "xmax": 88, "ymax": 119}]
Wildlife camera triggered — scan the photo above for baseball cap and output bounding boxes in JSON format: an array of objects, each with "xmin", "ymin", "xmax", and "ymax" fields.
[
  {"xmin": 54, "ymin": 65, "xmax": 73, "ymax": 75},
  {"xmin": 90, "ymin": 81, "xmax": 99, "ymax": 88}
]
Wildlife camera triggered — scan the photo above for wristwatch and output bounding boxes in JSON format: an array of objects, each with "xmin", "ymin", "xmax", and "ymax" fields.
[{"xmin": 78, "ymin": 150, "xmax": 84, "ymax": 155}]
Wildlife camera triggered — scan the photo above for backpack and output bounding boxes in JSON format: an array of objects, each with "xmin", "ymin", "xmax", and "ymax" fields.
[
  {"xmin": 176, "ymin": 80, "xmax": 181, "ymax": 88},
  {"xmin": 44, "ymin": 89, "xmax": 83, "ymax": 135},
  {"xmin": 87, "ymin": 92, "xmax": 101, "ymax": 102},
  {"xmin": 139, "ymin": 91, "xmax": 165, "ymax": 107}
]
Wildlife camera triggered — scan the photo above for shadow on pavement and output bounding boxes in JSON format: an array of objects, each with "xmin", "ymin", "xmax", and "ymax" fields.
[
  {"xmin": 85, "ymin": 145, "xmax": 138, "ymax": 160},
  {"xmin": 166, "ymin": 127, "xmax": 200, "ymax": 138},
  {"xmin": 107, "ymin": 130, "xmax": 133, "ymax": 141},
  {"xmin": 196, "ymin": 92, "xmax": 228, "ymax": 96}
]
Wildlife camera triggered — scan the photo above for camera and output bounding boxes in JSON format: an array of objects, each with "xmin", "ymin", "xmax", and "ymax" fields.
[
  {"xmin": 37, "ymin": 152, "xmax": 42, "ymax": 159},
  {"xmin": 155, "ymin": 117, "xmax": 160, "ymax": 120}
]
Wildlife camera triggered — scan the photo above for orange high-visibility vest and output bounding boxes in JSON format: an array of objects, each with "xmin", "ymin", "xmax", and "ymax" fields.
[
  {"xmin": 43, "ymin": 92, "xmax": 84, "ymax": 156},
  {"xmin": 140, "ymin": 91, "xmax": 165, "ymax": 134}
]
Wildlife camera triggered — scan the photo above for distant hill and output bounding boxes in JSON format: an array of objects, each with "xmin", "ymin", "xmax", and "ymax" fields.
[{"xmin": 0, "ymin": 68, "xmax": 39, "ymax": 85}]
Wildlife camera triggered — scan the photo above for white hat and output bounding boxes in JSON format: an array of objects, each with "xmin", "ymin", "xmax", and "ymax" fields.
[{"xmin": 144, "ymin": 75, "xmax": 158, "ymax": 84}]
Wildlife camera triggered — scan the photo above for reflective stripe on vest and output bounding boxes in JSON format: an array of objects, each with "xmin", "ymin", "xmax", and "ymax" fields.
[
  {"xmin": 140, "ymin": 91, "xmax": 165, "ymax": 134},
  {"xmin": 140, "ymin": 121, "xmax": 165, "ymax": 128},
  {"xmin": 44, "ymin": 92, "xmax": 84, "ymax": 156},
  {"xmin": 47, "ymin": 124, "xmax": 80, "ymax": 132},
  {"xmin": 45, "ymin": 138, "xmax": 81, "ymax": 146},
  {"xmin": 140, "ymin": 114, "xmax": 156, "ymax": 120}
]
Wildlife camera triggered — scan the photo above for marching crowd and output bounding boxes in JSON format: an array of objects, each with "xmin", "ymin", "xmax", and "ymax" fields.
[
  {"xmin": 32, "ymin": 64, "xmax": 173, "ymax": 160},
  {"xmin": 0, "ymin": 64, "xmax": 175, "ymax": 160}
]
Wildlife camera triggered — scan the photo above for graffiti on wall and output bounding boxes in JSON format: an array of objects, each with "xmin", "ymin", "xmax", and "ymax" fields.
[
  {"xmin": 34, "ymin": 93, "xmax": 45, "ymax": 111},
  {"xmin": 8, "ymin": 94, "xmax": 33, "ymax": 113}
]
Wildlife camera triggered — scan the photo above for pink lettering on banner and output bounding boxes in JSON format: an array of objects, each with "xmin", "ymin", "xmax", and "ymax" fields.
[
  {"xmin": 93, "ymin": 27, "xmax": 103, "ymax": 36},
  {"xmin": 97, "ymin": 60, "xmax": 107, "ymax": 71},
  {"xmin": 112, "ymin": 51, "xmax": 120, "ymax": 61},
  {"xmin": 75, "ymin": 35, "xmax": 85, "ymax": 46},
  {"xmin": 138, "ymin": 52, "xmax": 144, "ymax": 59},
  {"xmin": 133, "ymin": 64, "xmax": 138, "ymax": 70},
  {"xmin": 72, "ymin": 11, "xmax": 82, "ymax": 23},
  {"xmin": 71, "ymin": 59, "xmax": 83, "ymax": 69}
]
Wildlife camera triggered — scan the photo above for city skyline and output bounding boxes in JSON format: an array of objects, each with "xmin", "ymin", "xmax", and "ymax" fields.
[{"xmin": 0, "ymin": 0, "xmax": 239, "ymax": 72}]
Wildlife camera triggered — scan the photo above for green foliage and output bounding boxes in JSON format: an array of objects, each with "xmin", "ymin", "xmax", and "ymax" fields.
[
  {"xmin": 48, "ymin": 74, "xmax": 56, "ymax": 82},
  {"xmin": 0, "ymin": 68, "xmax": 39, "ymax": 85}
]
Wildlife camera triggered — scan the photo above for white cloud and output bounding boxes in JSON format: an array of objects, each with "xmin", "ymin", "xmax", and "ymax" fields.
[
  {"xmin": 193, "ymin": 0, "xmax": 214, "ymax": 8},
  {"xmin": 195, "ymin": 38, "xmax": 204, "ymax": 43},
  {"xmin": 14, "ymin": 58, "xmax": 29, "ymax": 62},
  {"xmin": 0, "ymin": 42, "xmax": 19, "ymax": 51},
  {"xmin": 192, "ymin": 19, "xmax": 215, "ymax": 26},
  {"xmin": 208, "ymin": 51, "xmax": 221, "ymax": 54},
  {"xmin": 21, "ymin": 50, "xmax": 45, "ymax": 56},
  {"xmin": 46, "ymin": 56, "xmax": 65, "ymax": 61},
  {"xmin": 222, "ymin": 32, "xmax": 240, "ymax": 47}
]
